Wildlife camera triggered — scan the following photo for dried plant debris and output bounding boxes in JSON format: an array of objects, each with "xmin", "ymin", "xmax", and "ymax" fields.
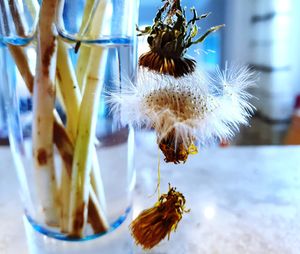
[
  {"xmin": 137, "ymin": 0, "xmax": 224, "ymax": 77},
  {"xmin": 159, "ymin": 128, "xmax": 198, "ymax": 164},
  {"xmin": 111, "ymin": 0, "xmax": 254, "ymax": 164},
  {"xmin": 130, "ymin": 185, "xmax": 189, "ymax": 250},
  {"xmin": 110, "ymin": 66, "xmax": 255, "ymax": 163}
]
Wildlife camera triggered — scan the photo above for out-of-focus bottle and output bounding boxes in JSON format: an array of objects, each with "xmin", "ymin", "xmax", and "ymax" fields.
[
  {"xmin": 0, "ymin": 42, "xmax": 8, "ymax": 144},
  {"xmin": 284, "ymin": 95, "xmax": 300, "ymax": 145}
]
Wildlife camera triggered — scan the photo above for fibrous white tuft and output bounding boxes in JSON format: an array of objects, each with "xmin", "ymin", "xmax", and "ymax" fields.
[{"xmin": 109, "ymin": 65, "xmax": 255, "ymax": 149}]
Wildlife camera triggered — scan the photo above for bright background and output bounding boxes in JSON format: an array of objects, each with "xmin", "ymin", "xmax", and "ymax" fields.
[{"xmin": 139, "ymin": 0, "xmax": 300, "ymax": 145}]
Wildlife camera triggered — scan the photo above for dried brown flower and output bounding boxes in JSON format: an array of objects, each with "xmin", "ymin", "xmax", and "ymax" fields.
[
  {"xmin": 130, "ymin": 185, "xmax": 189, "ymax": 250},
  {"xmin": 137, "ymin": 0, "xmax": 224, "ymax": 78},
  {"xmin": 159, "ymin": 128, "xmax": 198, "ymax": 163},
  {"xmin": 139, "ymin": 51, "xmax": 196, "ymax": 78}
]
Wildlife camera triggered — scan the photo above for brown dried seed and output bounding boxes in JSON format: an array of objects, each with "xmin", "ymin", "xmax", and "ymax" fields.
[{"xmin": 130, "ymin": 186, "xmax": 189, "ymax": 250}]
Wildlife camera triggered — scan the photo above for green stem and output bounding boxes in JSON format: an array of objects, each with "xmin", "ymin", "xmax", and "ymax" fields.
[
  {"xmin": 69, "ymin": 47, "xmax": 108, "ymax": 237},
  {"xmin": 56, "ymin": 39, "xmax": 81, "ymax": 141},
  {"xmin": 67, "ymin": 0, "xmax": 111, "ymax": 236},
  {"xmin": 76, "ymin": 46, "xmax": 91, "ymax": 91},
  {"xmin": 75, "ymin": 0, "xmax": 97, "ymax": 91},
  {"xmin": 56, "ymin": 39, "xmax": 108, "ymax": 234}
]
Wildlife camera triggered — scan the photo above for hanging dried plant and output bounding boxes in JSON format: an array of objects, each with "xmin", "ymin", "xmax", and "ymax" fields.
[
  {"xmin": 110, "ymin": 0, "xmax": 254, "ymax": 164},
  {"xmin": 111, "ymin": 0, "xmax": 255, "ymax": 250},
  {"xmin": 130, "ymin": 185, "xmax": 189, "ymax": 250},
  {"xmin": 137, "ymin": 0, "xmax": 224, "ymax": 77},
  {"xmin": 110, "ymin": 66, "xmax": 255, "ymax": 163}
]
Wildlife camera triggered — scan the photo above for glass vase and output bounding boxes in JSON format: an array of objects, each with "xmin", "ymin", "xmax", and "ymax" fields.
[
  {"xmin": 0, "ymin": 0, "xmax": 40, "ymax": 45},
  {"xmin": 2, "ymin": 0, "xmax": 139, "ymax": 253}
]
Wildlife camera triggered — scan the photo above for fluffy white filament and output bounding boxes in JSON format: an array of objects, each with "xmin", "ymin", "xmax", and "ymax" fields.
[{"xmin": 109, "ymin": 65, "xmax": 255, "ymax": 147}]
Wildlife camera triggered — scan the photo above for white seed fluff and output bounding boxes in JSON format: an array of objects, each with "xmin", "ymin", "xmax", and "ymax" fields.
[{"xmin": 109, "ymin": 65, "xmax": 255, "ymax": 146}]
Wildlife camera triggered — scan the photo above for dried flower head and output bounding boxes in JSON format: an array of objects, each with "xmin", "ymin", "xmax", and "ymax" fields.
[
  {"xmin": 130, "ymin": 185, "xmax": 189, "ymax": 250},
  {"xmin": 137, "ymin": 0, "xmax": 224, "ymax": 77},
  {"xmin": 110, "ymin": 65, "xmax": 255, "ymax": 163}
]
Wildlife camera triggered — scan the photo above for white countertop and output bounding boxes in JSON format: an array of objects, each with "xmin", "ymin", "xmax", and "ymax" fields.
[{"xmin": 1, "ymin": 144, "xmax": 300, "ymax": 254}]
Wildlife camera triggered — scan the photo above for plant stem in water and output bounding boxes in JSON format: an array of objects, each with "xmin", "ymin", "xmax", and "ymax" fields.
[{"xmin": 32, "ymin": 0, "xmax": 59, "ymax": 226}]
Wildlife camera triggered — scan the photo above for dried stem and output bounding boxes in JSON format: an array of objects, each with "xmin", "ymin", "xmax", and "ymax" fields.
[
  {"xmin": 32, "ymin": 0, "xmax": 59, "ymax": 226},
  {"xmin": 56, "ymin": 40, "xmax": 81, "ymax": 141},
  {"xmin": 8, "ymin": 0, "xmax": 110, "ymax": 236},
  {"xmin": 69, "ymin": 46, "xmax": 109, "ymax": 237},
  {"xmin": 8, "ymin": 27, "xmax": 107, "ymax": 235},
  {"xmin": 0, "ymin": 1, "xmax": 11, "ymax": 35},
  {"xmin": 8, "ymin": 45, "xmax": 34, "ymax": 92},
  {"xmin": 76, "ymin": 46, "xmax": 91, "ymax": 91},
  {"xmin": 56, "ymin": 40, "xmax": 79, "ymax": 231},
  {"xmin": 53, "ymin": 119, "xmax": 108, "ymax": 234},
  {"xmin": 56, "ymin": 39, "xmax": 108, "ymax": 234},
  {"xmin": 68, "ymin": 0, "xmax": 111, "ymax": 237},
  {"xmin": 8, "ymin": 0, "xmax": 26, "ymax": 37},
  {"xmin": 75, "ymin": 0, "xmax": 97, "ymax": 91},
  {"xmin": 24, "ymin": 0, "xmax": 39, "ymax": 19},
  {"xmin": 88, "ymin": 186, "xmax": 108, "ymax": 233},
  {"xmin": 53, "ymin": 112, "xmax": 70, "ymax": 232}
]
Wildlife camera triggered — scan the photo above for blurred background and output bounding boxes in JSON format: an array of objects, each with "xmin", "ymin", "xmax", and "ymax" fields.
[
  {"xmin": 139, "ymin": 0, "xmax": 300, "ymax": 145},
  {"xmin": 1, "ymin": 0, "xmax": 300, "ymax": 146}
]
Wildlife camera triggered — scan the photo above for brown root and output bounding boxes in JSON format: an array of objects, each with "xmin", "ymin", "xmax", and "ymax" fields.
[{"xmin": 139, "ymin": 51, "xmax": 196, "ymax": 78}]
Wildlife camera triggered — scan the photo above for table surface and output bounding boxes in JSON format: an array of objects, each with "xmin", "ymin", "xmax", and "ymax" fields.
[{"xmin": 1, "ymin": 144, "xmax": 300, "ymax": 254}]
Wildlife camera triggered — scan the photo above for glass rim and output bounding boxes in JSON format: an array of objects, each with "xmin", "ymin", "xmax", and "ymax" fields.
[{"xmin": 58, "ymin": 30, "xmax": 136, "ymax": 46}]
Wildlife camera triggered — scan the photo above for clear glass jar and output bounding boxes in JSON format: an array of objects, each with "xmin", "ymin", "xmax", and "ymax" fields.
[
  {"xmin": 0, "ymin": 0, "xmax": 40, "ymax": 45},
  {"xmin": 2, "ymin": 0, "xmax": 139, "ymax": 253}
]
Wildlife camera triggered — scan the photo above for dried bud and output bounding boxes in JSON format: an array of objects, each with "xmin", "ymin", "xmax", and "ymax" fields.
[
  {"xmin": 130, "ymin": 185, "xmax": 189, "ymax": 250},
  {"xmin": 137, "ymin": 0, "xmax": 224, "ymax": 78},
  {"xmin": 159, "ymin": 128, "xmax": 198, "ymax": 163},
  {"xmin": 139, "ymin": 51, "xmax": 196, "ymax": 78}
]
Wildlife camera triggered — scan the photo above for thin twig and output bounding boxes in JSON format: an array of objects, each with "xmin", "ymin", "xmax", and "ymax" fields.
[
  {"xmin": 8, "ymin": 45, "xmax": 34, "ymax": 92},
  {"xmin": 8, "ymin": 0, "xmax": 26, "ymax": 37}
]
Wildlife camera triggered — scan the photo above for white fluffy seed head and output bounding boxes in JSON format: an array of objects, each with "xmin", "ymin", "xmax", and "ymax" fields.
[{"xmin": 109, "ymin": 65, "xmax": 255, "ymax": 147}]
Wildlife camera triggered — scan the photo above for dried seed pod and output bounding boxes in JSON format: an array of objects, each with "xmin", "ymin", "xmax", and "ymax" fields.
[
  {"xmin": 137, "ymin": 0, "xmax": 224, "ymax": 78},
  {"xmin": 159, "ymin": 128, "xmax": 198, "ymax": 163},
  {"xmin": 139, "ymin": 48, "xmax": 196, "ymax": 78},
  {"xmin": 110, "ymin": 0, "xmax": 253, "ymax": 164},
  {"xmin": 130, "ymin": 185, "xmax": 189, "ymax": 250},
  {"xmin": 110, "ymin": 66, "xmax": 255, "ymax": 164}
]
